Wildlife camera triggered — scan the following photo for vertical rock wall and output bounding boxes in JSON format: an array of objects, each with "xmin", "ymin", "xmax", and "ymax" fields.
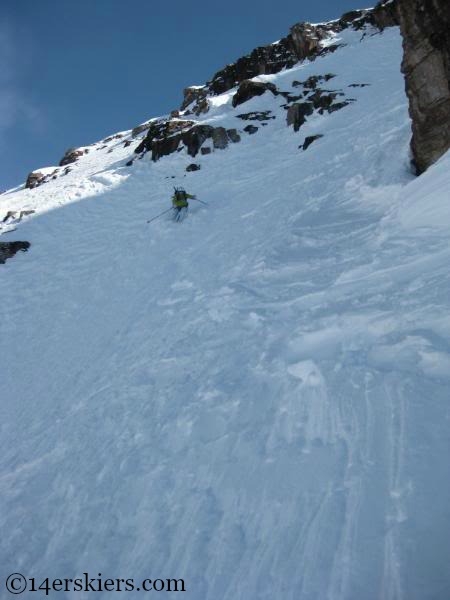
[{"xmin": 398, "ymin": 0, "xmax": 450, "ymax": 173}]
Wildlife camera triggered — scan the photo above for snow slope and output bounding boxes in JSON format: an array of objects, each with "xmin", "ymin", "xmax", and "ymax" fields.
[{"xmin": 1, "ymin": 25, "xmax": 450, "ymax": 600}]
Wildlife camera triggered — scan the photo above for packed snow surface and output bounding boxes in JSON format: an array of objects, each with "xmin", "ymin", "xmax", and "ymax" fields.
[{"xmin": 1, "ymin": 26, "xmax": 450, "ymax": 600}]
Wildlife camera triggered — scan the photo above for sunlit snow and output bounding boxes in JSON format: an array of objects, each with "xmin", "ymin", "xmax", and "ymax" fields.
[{"xmin": 1, "ymin": 25, "xmax": 449, "ymax": 600}]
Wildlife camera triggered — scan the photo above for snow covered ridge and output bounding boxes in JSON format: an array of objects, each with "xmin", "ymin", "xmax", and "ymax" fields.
[
  {"xmin": 11, "ymin": 1, "xmax": 398, "ymax": 195},
  {"xmin": 179, "ymin": 1, "xmax": 398, "ymax": 110}
]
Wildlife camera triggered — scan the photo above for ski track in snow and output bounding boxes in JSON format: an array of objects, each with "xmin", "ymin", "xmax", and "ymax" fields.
[{"xmin": 1, "ymin": 27, "xmax": 450, "ymax": 600}]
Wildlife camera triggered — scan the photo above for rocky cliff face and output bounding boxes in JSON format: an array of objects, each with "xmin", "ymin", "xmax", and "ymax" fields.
[
  {"xmin": 131, "ymin": 3, "xmax": 398, "ymax": 167},
  {"xmin": 22, "ymin": 2, "xmax": 400, "ymax": 190},
  {"xmin": 398, "ymin": 0, "xmax": 450, "ymax": 173},
  {"xmin": 180, "ymin": 3, "xmax": 399, "ymax": 115}
]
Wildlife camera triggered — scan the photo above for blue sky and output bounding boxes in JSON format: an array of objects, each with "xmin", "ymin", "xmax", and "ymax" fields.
[{"xmin": 1, "ymin": 0, "xmax": 365, "ymax": 190}]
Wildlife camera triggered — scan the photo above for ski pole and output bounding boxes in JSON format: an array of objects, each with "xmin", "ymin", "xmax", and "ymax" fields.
[
  {"xmin": 192, "ymin": 198, "xmax": 208, "ymax": 206},
  {"xmin": 147, "ymin": 207, "xmax": 173, "ymax": 224}
]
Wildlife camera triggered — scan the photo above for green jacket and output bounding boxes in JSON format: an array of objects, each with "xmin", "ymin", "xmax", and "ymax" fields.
[{"xmin": 172, "ymin": 192, "xmax": 195, "ymax": 208}]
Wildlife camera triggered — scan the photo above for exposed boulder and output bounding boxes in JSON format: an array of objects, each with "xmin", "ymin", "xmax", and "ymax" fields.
[
  {"xmin": 227, "ymin": 129, "xmax": 241, "ymax": 143},
  {"xmin": 232, "ymin": 80, "xmax": 277, "ymax": 108},
  {"xmin": 286, "ymin": 102, "xmax": 314, "ymax": 131},
  {"xmin": 308, "ymin": 90, "xmax": 337, "ymax": 112},
  {"xmin": 151, "ymin": 134, "xmax": 182, "ymax": 161},
  {"xmin": 186, "ymin": 163, "xmax": 201, "ymax": 172},
  {"xmin": 397, "ymin": 0, "xmax": 450, "ymax": 173},
  {"xmin": 182, "ymin": 125, "xmax": 216, "ymax": 157},
  {"xmin": 59, "ymin": 148, "xmax": 89, "ymax": 167},
  {"xmin": 0, "ymin": 241, "xmax": 30, "ymax": 264},
  {"xmin": 26, "ymin": 171, "xmax": 49, "ymax": 189},
  {"xmin": 289, "ymin": 22, "xmax": 329, "ymax": 59},
  {"xmin": 134, "ymin": 119, "xmax": 196, "ymax": 155},
  {"xmin": 328, "ymin": 100, "xmax": 354, "ymax": 113},
  {"xmin": 212, "ymin": 127, "xmax": 229, "ymax": 150},
  {"xmin": 136, "ymin": 119, "xmax": 242, "ymax": 162},
  {"xmin": 286, "ymin": 86, "xmax": 354, "ymax": 120},
  {"xmin": 243, "ymin": 125, "xmax": 259, "ymax": 135},
  {"xmin": 301, "ymin": 134, "xmax": 324, "ymax": 150}
]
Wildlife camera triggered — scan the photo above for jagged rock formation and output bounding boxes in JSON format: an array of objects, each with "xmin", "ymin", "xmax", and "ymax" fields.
[
  {"xmin": 132, "ymin": 2, "xmax": 395, "ymax": 168},
  {"xmin": 340, "ymin": 2, "xmax": 399, "ymax": 31},
  {"xmin": 286, "ymin": 79, "xmax": 354, "ymax": 132},
  {"xmin": 135, "ymin": 119, "xmax": 241, "ymax": 161},
  {"xmin": 0, "ymin": 241, "xmax": 30, "ymax": 264},
  {"xmin": 179, "ymin": 2, "xmax": 398, "ymax": 115},
  {"xmin": 181, "ymin": 87, "xmax": 209, "ymax": 116},
  {"xmin": 397, "ymin": 0, "xmax": 450, "ymax": 173},
  {"xmin": 19, "ymin": 1, "xmax": 400, "ymax": 188}
]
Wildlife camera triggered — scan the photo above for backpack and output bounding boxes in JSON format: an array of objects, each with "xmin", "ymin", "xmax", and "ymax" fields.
[{"xmin": 174, "ymin": 188, "xmax": 187, "ymax": 202}]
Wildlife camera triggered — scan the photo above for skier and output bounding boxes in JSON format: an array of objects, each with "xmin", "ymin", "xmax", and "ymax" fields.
[{"xmin": 172, "ymin": 187, "xmax": 196, "ymax": 221}]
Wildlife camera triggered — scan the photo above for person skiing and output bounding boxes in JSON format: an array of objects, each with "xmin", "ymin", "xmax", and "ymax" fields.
[{"xmin": 172, "ymin": 187, "xmax": 196, "ymax": 221}]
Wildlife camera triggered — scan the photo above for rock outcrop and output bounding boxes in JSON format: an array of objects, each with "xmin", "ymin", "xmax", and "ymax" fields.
[
  {"xmin": 26, "ymin": 171, "xmax": 47, "ymax": 189},
  {"xmin": 18, "ymin": 3, "xmax": 402, "ymax": 187},
  {"xmin": 339, "ymin": 1, "xmax": 399, "ymax": 31},
  {"xmin": 232, "ymin": 81, "xmax": 277, "ymax": 108},
  {"xmin": 181, "ymin": 87, "xmax": 209, "ymax": 115},
  {"xmin": 25, "ymin": 167, "xmax": 71, "ymax": 190},
  {"xmin": 18, "ymin": 3, "xmax": 401, "ymax": 185},
  {"xmin": 131, "ymin": 120, "xmax": 155, "ymax": 138},
  {"xmin": 186, "ymin": 163, "xmax": 201, "ymax": 172},
  {"xmin": 2, "ymin": 210, "xmax": 35, "ymax": 223},
  {"xmin": 301, "ymin": 134, "xmax": 324, "ymax": 151},
  {"xmin": 135, "ymin": 119, "xmax": 242, "ymax": 162},
  {"xmin": 286, "ymin": 83, "xmax": 354, "ymax": 132},
  {"xmin": 0, "ymin": 241, "xmax": 30, "ymax": 264},
  {"xmin": 59, "ymin": 148, "xmax": 89, "ymax": 167},
  {"xmin": 397, "ymin": 0, "xmax": 450, "ymax": 173},
  {"xmin": 179, "ymin": 2, "xmax": 398, "ymax": 111},
  {"xmin": 287, "ymin": 103, "xmax": 314, "ymax": 132}
]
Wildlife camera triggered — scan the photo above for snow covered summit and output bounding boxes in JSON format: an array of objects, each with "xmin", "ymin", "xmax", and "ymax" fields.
[{"xmin": 1, "ymin": 4, "xmax": 450, "ymax": 600}]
